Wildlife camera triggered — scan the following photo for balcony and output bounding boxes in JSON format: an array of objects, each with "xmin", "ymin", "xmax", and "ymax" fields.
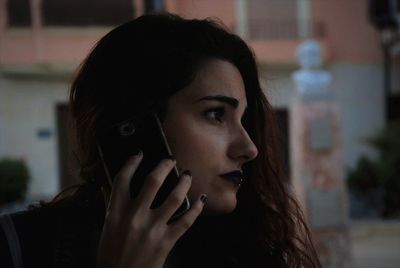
[{"xmin": 245, "ymin": 19, "xmax": 329, "ymax": 64}]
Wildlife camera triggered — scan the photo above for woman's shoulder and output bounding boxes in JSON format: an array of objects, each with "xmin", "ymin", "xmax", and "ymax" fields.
[
  {"xmin": 0, "ymin": 201, "xmax": 100, "ymax": 267},
  {"xmin": 6, "ymin": 202, "xmax": 89, "ymax": 240},
  {"xmin": 0, "ymin": 206, "xmax": 61, "ymax": 267}
]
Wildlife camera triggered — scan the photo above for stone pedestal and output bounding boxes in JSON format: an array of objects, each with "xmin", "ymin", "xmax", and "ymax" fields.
[{"xmin": 291, "ymin": 101, "xmax": 353, "ymax": 268}]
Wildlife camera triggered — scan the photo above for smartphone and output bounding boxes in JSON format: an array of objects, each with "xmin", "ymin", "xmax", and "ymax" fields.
[{"xmin": 96, "ymin": 110, "xmax": 190, "ymax": 222}]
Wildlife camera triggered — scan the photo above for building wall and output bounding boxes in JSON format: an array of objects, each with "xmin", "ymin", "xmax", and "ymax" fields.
[
  {"xmin": 0, "ymin": 0, "xmax": 385, "ymax": 197},
  {"xmin": 259, "ymin": 63, "xmax": 384, "ymax": 171},
  {"xmin": 330, "ymin": 64, "xmax": 384, "ymax": 168},
  {"xmin": 0, "ymin": 73, "xmax": 69, "ymax": 197},
  {"xmin": 312, "ymin": 0, "xmax": 382, "ymax": 63}
]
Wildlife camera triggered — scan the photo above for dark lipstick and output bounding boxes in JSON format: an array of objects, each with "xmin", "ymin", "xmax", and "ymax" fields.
[{"xmin": 220, "ymin": 170, "xmax": 243, "ymax": 186}]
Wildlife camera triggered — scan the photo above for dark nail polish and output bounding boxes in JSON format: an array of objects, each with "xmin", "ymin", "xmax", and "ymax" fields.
[
  {"xmin": 133, "ymin": 148, "xmax": 142, "ymax": 155},
  {"xmin": 182, "ymin": 170, "xmax": 191, "ymax": 177},
  {"xmin": 200, "ymin": 194, "xmax": 207, "ymax": 203},
  {"xmin": 165, "ymin": 155, "xmax": 175, "ymax": 161}
]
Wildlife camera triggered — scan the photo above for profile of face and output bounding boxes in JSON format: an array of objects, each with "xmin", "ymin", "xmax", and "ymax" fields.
[{"xmin": 162, "ymin": 59, "xmax": 259, "ymax": 214}]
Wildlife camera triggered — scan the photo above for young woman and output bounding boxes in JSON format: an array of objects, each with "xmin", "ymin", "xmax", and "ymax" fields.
[{"xmin": 0, "ymin": 13, "xmax": 320, "ymax": 268}]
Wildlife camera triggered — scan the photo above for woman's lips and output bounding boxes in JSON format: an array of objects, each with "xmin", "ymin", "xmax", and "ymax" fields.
[{"xmin": 220, "ymin": 170, "xmax": 243, "ymax": 186}]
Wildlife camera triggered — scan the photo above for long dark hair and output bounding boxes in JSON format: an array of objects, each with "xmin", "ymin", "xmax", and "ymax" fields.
[{"xmin": 62, "ymin": 13, "xmax": 320, "ymax": 267}]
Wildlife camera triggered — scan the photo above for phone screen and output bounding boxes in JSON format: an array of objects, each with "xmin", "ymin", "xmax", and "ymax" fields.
[{"xmin": 97, "ymin": 110, "xmax": 190, "ymax": 221}]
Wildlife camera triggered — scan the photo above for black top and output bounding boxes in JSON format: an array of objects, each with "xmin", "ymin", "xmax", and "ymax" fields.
[
  {"xmin": 0, "ymin": 201, "xmax": 101, "ymax": 268},
  {"xmin": 0, "ymin": 185, "xmax": 273, "ymax": 268}
]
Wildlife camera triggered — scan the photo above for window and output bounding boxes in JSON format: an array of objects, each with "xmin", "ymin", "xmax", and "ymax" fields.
[
  {"xmin": 246, "ymin": 0, "xmax": 324, "ymax": 39},
  {"xmin": 42, "ymin": 0, "xmax": 134, "ymax": 26},
  {"xmin": 247, "ymin": 0, "xmax": 298, "ymax": 39},
  {"xmin": 7, "ymin": 0, "xmax": 31, "ymax": 27}
]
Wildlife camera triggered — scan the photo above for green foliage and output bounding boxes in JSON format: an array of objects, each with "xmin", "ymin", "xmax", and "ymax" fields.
[
  {"xmin": 0, "ymin": 158, "xmax": 30, "ymax": 206},
  {"xmin": 347, "ymin": 120, "xmax": 400, "ymax": 218}
]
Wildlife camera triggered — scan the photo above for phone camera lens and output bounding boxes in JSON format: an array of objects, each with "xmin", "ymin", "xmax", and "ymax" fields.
[{"xmin": 119, "ymin": 122, "xmax": 135, "ymax": 136}]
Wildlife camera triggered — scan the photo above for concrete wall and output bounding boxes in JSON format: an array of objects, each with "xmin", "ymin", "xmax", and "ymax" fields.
[
  {"xmin": 259, "ymin": 62, "xmax": 384, "ymax": 172},
  {"xmin": 329, "ymin": 64, "xmax": 384, "ymax": 169},
  {"xmin": 0, "ymin": 73, "xmax": 69, "ymax": 197}
]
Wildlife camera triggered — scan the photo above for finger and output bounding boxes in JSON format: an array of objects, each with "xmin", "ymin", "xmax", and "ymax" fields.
[
  {"xmin": 109, "ymin": 151, "xmax": 143, "ymax": 213},
  {"xmin": 167, "ymin": 194, "xmax": 207, "ymax": 240},
  {"xmin": 134, "ymin": 157, "xmax": 176, "ymax": 211},
  {"xmin": 156, "ymin": 171, "xmax": 192, "ymax": 222}
]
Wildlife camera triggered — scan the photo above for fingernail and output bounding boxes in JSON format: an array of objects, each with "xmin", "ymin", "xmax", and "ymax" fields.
[
  {"xmin": 133, "ymin": 148, "xmax": 142, "ymax": 156},
  {"xmin": 182, "ymin": 170, "xmax": 191, "ymax": 177},
  {"xmin": 200, "ymin": 194, "xmax": 207, "ymax": 203},
  {"xmin": 165, "ymin": 155, "xmax": 176, "ymax": 161}
]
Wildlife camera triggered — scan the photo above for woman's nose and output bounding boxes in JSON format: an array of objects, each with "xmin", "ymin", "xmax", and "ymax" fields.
[{"xmin": 228, "ymin": 126, "xmax": 258, "ymax": 163}]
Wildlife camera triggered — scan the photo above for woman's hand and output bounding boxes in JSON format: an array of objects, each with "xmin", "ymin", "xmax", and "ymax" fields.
[{"xmin": 96, "ymin": 152, "xmax": 206, "ymax": 268}]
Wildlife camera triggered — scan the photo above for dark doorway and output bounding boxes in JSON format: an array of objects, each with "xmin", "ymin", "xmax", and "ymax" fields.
[
  {"xmin": 56, "ymin": 104, "xmax": 81, "ymax": 190},
  {"xmin": 274, "ymin": 109, "xmax": 290, "ymax": 177}
]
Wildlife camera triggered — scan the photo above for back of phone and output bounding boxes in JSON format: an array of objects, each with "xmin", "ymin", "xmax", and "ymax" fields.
[{"xmin": 97, "ymin": 110, "xmax": 190, "ymax": 217}]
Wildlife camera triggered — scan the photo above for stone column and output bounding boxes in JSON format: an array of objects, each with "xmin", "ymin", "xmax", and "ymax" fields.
[{"xmin": 291, "ymin": 40, "xmax": 353, "ymax": 268}]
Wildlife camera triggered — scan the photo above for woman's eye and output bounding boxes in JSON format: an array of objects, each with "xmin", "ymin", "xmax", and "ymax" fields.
[{"xmin": 204, "ymin": 107, "xmax": 225, "ymax": 123}]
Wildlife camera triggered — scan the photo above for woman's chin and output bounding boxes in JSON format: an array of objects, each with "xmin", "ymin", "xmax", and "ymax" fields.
[{"xmin": 202, "ymin": 195, "xmax": 237, "ymax": 215}]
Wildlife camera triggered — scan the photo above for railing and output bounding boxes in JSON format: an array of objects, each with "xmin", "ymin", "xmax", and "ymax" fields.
[{"xmin": 247, "ymin": 19, "xmax": 326, "ymax": 40}]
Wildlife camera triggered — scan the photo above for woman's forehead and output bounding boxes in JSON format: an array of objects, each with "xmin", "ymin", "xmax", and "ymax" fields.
[{"xmin": 180, "ymin": 59, "xmax": 247, "ymax": 104}]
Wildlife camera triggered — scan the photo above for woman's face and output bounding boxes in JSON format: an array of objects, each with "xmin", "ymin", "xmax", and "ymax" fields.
[{"xmin": 162, "ymin": 59, "xmax": 258, "ymax": 214}]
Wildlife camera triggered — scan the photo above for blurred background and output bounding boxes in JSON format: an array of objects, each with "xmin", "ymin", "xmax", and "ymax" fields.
[{"xmin": 0, "ymin": 0, "xmax": 399, "ymax": 267}]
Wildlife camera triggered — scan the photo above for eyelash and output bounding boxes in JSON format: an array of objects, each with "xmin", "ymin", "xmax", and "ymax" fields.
[{"xmin": 204, "ymin": 107, "xmax": 226, "ymax": 123}]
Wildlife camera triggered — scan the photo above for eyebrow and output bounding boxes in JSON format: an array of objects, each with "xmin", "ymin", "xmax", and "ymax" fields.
[{"xmin": 193, "ymin": 95, "xmax": 239, "ymax": 109}]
